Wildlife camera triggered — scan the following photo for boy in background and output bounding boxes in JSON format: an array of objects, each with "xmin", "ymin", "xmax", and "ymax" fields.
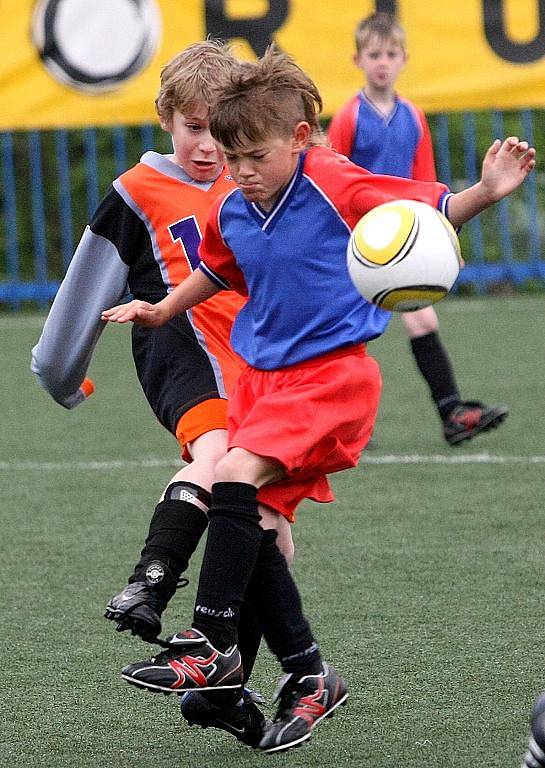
[
  {"xmin": 31, "ymin": 40, "xmax": 291, "ymax": 747},
  {"xmin": 103, "ymin": 48, "xmax": 534, "ymax": 753},
  {"xmin": 328, "ymin": 12, "xmax": 508, "ymax": 446}
]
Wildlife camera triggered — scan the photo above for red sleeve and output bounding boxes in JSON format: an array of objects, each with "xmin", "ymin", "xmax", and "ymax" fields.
[
  {"xmin": 410, "ymin": 105, "xmax": 437, "ymax": 182},
  {"xmin": 327, "ymin": 95, "xmax": 359, "ymax": 158},
  {"xmin": 198, "ymin": 195, "xmax": 248, "ymax": 296},
  {"xmin": 304, "ymin": 146, "xmax": 450, "ymax": 230}
]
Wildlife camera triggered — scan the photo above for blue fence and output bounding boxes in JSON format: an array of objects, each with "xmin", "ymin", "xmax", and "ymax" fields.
[{"xmin": 0, "ymin": 110, "xmax": 543, "ymax": 310}]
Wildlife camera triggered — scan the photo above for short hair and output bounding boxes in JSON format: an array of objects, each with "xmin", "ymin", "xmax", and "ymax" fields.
[
  {"xmin": 354, "ymin": 12, "xmax": 406, "ymax": 54},
  {"xmin": 209, "ymin": 46, "xmax": 325, "ymax": 150},
  {"xmin": 155, "ymin": 39, "xmax": 237, "ymax": 125}
]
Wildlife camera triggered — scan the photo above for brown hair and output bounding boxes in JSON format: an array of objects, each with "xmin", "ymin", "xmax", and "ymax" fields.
[
  {"xmin": 354, "ymin": 12, "xmax": 406, "ymax": 54},
  {"xmin": 209, "ymin": 46, "xmax": 325, "ymax": 150},
  {"xmin": 155, "ymin": 39, "xmax": 237, "ymax": 125}
]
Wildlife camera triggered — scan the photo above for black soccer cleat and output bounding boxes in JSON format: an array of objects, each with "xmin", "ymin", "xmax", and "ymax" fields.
[
  {"xmin": 443, "ymin": 400, "xmax": 509, "ymax": 446},
  {"xmin": 180, "ymin": 688, "xmax": 269, "ymax": 747},
  {"xmin": 522, "ymin": 692, "xmax": 545, "ymax": 767},
  {"xmin": 259, "ymin": 664, "xmax": 348, "ymax": 753},
  {"xmin": 121, "ymin": 628, "xmax": 243, "ymax": 694},
  {"xmin": 104, "ymin": 582, "xmax": 166, "ymax": 642}
]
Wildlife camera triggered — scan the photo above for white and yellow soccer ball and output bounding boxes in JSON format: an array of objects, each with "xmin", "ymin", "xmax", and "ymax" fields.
[{"xmin": 347, "ymin": 199, "xmax": 461, "ymax": 312}]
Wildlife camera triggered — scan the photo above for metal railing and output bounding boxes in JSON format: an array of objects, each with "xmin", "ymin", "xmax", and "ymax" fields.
[{"xmin": 0, "ymin": 110, "xmax": 543, "ymax": 310}]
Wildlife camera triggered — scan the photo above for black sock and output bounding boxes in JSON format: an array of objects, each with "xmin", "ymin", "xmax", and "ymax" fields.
[
  {"xmin": 129, "ymin": 482, "xmax": 209, "ymax": 607},
  {"xmin": 192, "ymin": 482, "xmax": 263, "ymax": 651},
  {"xmin": 245, "ymin": 530, "xmax": 322, "ymax": 677},
  {"xmin": 238, "ymin": 600, "xmax": 262, "ymax": 684},
  {"xmin": 410, "ymin": 331, "xmax": 461, "ymax": 421}
]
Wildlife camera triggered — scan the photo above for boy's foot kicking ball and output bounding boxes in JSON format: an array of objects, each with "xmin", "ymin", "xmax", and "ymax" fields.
[
  {"xmin": 120, "ymin": 629, "xmax": 243, "ymax": 693},
  {"xmin": 259, "ymin": 664, "xmax": 348, "ymax": 753}
]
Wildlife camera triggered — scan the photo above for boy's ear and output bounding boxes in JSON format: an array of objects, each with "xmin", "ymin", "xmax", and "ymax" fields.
[{"xmin": 292, "ymin": 121, "xmax": 311, "ymax": 150}]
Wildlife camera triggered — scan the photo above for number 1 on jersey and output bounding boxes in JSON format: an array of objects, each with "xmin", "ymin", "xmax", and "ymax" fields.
[{"xmin": 169, "ymin": 216, "xmax": 202, "ymax": 271}]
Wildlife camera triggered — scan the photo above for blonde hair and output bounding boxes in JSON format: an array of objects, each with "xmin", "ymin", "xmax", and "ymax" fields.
[
  {"xmin": 209, "ymin": 46, "xmax": 325, "ymax": 150},
  {"xmin": 155, "ymin": 39, "xmax": 238, "ymax": 125},
  {"xmin": 355, "ymin": 12, "xmax": 406, "ymax": 54}
]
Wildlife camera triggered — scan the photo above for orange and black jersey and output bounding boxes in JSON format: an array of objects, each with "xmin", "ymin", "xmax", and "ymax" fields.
[
  {"xmin": 102, "ymin": 152, "xmax": 236, "ymax": 300},
  {"xmin": 31, "ymin": 152, "xmax": 244, "ymax": 421}
]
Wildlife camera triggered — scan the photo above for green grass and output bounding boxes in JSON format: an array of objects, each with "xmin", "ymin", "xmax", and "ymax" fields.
[{"xmin": 2, "ymin": 296, "xmax": 544, "ymax": 767}]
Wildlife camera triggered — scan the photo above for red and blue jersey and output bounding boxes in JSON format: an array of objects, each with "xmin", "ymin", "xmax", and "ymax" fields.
[
  {"xmin": 198, "ymin": 145, "xmax": 451, "ymax": 370},
  {"xmin": 328, "ymin": 92, "xmax": 437, "ymax": 181}
]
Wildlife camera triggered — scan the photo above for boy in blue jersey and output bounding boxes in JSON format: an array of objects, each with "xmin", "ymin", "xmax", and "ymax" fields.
[
  {"xmin": 102, "ymin": 48, "xmax": 535, "ymax": 753},
  {"xmin": 329, "ymin": 12, "xmax": 509, "ymax": 446}
]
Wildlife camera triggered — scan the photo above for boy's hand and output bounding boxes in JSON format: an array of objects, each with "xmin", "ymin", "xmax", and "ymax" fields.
[
  {"xmin": 101, "ymin": 299, "xmax": 170, "ymax": 327},
  {"xmin": 481, "ymin": 136, "xmax": 536, "ymax": 203}
]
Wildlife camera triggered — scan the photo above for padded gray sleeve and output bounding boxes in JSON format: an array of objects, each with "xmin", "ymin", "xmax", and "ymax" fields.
[{"xmin": 30, "ymin": 226, "xmax": 129, "ymax": 408}]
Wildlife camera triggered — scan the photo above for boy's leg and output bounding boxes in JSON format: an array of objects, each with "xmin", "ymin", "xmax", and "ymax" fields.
[
  {"xmin": 403, "ymin": 308, "xmax": 508, "ymax": 444},
  {"xmin": 243, "ymin": 526, "xmax": 347, "ymax": 753},
  {"xmin": 177, "ymin": 576, "xmax": 269, "ymax": 749},
  {"xmin": 108, "ymin": 313, "xmax": 244, "ymax": 638},
  {"xmin": 121, "ymin": 478, "xmax": 346, "ymax": 751},
  {"xmin": 104, "ymin": 475, "xmax": 209, "ymax": 640},
  {"xmin": 119, "ymin": 475, "xmax": 273, "ymax": 694},
  {"xmin": 119, "ymin": 450, "xmax": 300, "ymax": 687},
  {"xmin": 105, "ymin": 429, "xmax": 224, "ymax": 641},
  {"xmin": 179, "ymin": 515, "xmax": 296, "ymax": 744}
]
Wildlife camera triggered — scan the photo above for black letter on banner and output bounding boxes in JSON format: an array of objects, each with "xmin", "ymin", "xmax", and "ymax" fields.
[
  {"xmin": 375, "ymin": 0, "xmax": 398, "ymax": 13},
  {"xmin": 483, "ymin": 0, "xmax": 545, "ymax": 63},
  {"xmin": 205, "ymin": 0, "xmax": 289, "ymax": 57}
]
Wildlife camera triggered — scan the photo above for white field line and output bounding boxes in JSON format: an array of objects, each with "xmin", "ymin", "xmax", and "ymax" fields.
[{"xmin": 1, "ymin": 453, "xmax": 545, "ymax": 472}]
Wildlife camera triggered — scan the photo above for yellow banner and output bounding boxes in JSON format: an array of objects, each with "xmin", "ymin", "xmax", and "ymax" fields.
[{"xmin": 1, "ymin": 0, "xmax": 545, "ymax": 130}]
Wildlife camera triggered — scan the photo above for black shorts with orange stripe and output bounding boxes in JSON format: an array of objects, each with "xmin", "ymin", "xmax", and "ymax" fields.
[{"xmin": 131, "ymin": 313, "xmax": 242, "ymax": 452}]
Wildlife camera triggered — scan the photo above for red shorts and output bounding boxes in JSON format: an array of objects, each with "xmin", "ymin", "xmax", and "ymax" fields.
[{"xmin": 227, "ymin": 344, "xmax": 382, "ymax": 522}]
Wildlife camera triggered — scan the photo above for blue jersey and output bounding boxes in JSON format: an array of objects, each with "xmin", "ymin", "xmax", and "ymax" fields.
[
  {"xmin": 199, "ymin": 146, "xmax": 450, "ymax": 370},
  {"xmin": 328, "ymin": 92, "xmax": 437, "ymax": 181}
]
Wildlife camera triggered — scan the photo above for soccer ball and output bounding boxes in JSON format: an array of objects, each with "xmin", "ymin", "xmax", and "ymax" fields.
[
  {"xmin": 347, "ymin": 199, "xmax": 461, "ymax": 312},
  {"xmin": 31, "ymin": 0, "xmax": 162, "ymax": 93}
]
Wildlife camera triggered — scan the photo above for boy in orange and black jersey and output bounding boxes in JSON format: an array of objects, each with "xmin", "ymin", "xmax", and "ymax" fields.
[{"xmin": 32, "ymin": 41, "xmax": 289, "ymax": 747}]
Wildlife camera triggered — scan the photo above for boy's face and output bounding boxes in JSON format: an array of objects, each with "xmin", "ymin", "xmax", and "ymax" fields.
[
  {"xmin": 223, "ymin": 122, "xmax": 310, "ymax": 212},
  {"xmin": 163, "ymin": 107, "xmax": 225, "ymax": 182},
  {"xmin": 354, "ymin": 36, "xmax": 406, "ymax": 92}
]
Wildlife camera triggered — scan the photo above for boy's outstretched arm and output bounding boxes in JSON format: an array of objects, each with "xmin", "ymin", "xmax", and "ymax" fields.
[
  {"xmin": 448, "ymin": 137, "xmax": 536, "ymax": 228},
  {"xmin": 102, "ymin": 269, "xmax": 220, "ymax": 327}
]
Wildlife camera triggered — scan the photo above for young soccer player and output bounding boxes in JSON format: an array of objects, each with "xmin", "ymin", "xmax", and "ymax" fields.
[
  {"xmin": 103, "ymin": 48, "xmax": 534, "ymax": 753},
  {"xmin": 31, "ymin": 40, "xmax": 292, "ymax": 747},
  {"xmin": 328, "ymin": 12, "xmax": 509, "ymax": 446}
]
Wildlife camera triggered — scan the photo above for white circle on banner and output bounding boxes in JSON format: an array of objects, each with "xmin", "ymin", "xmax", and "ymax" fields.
[{"xmin": 32, "ymin": 0, "xmax": 162, "ymax": 92}]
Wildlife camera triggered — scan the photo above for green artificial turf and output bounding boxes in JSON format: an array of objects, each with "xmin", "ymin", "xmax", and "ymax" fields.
[{"xmin": 1, "ymin": 296, "xmax": 543, "ymax": 767}]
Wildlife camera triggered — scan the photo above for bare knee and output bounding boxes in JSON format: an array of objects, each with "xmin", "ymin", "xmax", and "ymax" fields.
[
  {"xmin": 259, "ymin": 505, "xmax": 295, "ymax": 566},
  {"xmin": 277, "ymin": 529, "xmax": 295, "ymax": 566},
  {"xmin": 402, "ymin": 305, "xmax": 439, "ymax": 338},
  {"xmin": 215, "ymin": 448, "xmax": 285, "ymax": 487}
]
